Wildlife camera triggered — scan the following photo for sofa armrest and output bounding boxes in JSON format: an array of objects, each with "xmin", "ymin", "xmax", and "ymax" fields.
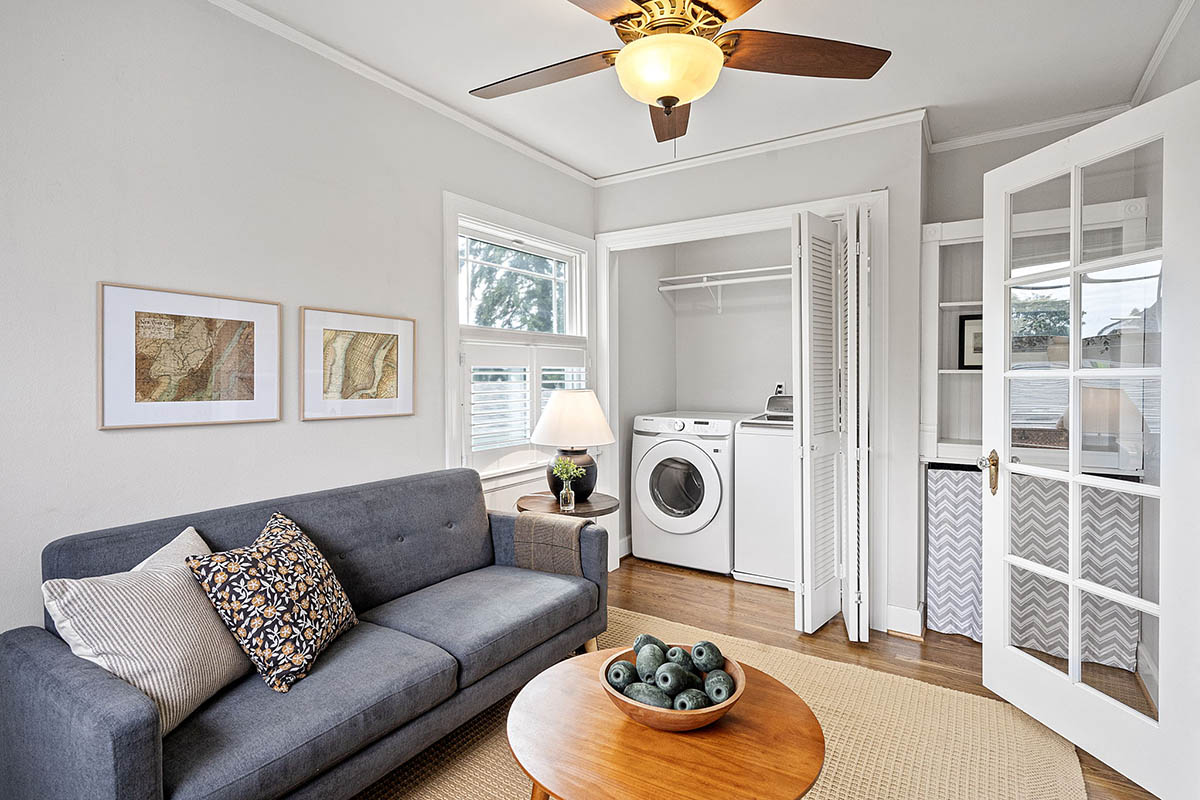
[
  {"xmin": 0, "ymin": 626, "xmax": 162, "ymax": 800},
  {"xmin": 490, "ymin": 511, "xmax": 608, "ymax": 629}
]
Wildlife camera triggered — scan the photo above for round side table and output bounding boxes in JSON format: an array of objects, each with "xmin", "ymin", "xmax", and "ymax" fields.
[{"xmin": 515, "ymin": 491, "xmax": 620, "ymax": 518}]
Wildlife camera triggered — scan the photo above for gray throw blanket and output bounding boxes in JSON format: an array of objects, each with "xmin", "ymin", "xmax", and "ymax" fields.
[{"xmin": 513, "ymin": 512, "xmax": 586, "ymax": 578}]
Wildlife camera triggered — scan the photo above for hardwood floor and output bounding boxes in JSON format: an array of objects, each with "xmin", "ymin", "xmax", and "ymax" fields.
[{"xmin": 608, "ymin": 556, "xmax": 1157, "ymax": 800}]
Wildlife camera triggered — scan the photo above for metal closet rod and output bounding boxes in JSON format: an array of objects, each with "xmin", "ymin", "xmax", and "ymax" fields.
[{"xmin": 657, "ymin": 265, "xmax": 792, "ymax": 293}]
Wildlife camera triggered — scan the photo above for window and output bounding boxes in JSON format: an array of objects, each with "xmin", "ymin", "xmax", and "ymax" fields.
[{"xmin": 456, "ymin": 220, "xmax": 588, "ymax": 476}]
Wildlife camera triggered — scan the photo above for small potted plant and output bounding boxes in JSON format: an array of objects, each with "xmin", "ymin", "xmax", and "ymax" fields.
[{"xmin": 551, "ymin": 456, "xmax": 586, "ymax": 512}]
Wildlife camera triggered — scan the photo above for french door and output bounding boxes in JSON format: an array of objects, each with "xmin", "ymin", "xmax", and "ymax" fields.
[
  {"xmin": 794, "ymin": 207, "xmax": 870, "ymax": 641},
  {"xmin": 981, "ymin": 80, "xmax": 1200, "ymax": 799}
]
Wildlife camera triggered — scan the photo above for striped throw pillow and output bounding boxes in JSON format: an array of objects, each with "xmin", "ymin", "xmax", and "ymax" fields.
[{"xmin": 42, "ymin": 527, "xmax": 250, "ymax": 734}]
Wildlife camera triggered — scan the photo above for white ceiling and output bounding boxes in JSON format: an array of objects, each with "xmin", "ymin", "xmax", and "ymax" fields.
[{"xmin": 238, "ymin": 0, "xmax": 1180, "ymax": 179}]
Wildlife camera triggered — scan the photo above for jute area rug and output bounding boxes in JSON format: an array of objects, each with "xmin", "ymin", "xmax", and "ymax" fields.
[{"xmin": 356, "ymin": 607, "xmax": 1086, "ymax": 800}]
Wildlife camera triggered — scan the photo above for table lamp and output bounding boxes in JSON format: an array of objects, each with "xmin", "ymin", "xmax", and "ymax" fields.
[{"xmin": 531, "ymin": 389, "xmax": 615, "ymax": 503}]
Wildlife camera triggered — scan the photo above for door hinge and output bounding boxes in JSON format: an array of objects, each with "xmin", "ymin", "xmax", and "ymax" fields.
[
  {"xmin": 855, "ymin": 591, "xmax": 863, "ymax": 606},
  {"xmin": 458, "ymin": 352, "xmax": 466, "ymax": 366},
  {"xmin": 855, "ymin": 241, "xmax": 862, "ymax": 256}
]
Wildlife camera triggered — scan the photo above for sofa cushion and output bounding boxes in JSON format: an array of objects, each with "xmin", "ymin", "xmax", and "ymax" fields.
[
  {"xmin": 162, "ymin": 622, "xmax": 456, "ymax": 800},
  {"xmin": 361, "ymin": 565, "xmax": 597, "ymax": 688},
  {"xmin": 40, "ymin": 527, "xmax": 249, "ymax": 735},
  {"xmin": 187, "ymin": 513, "xmax": 358, "ymax": 693},
  {"xmin": 43, "ymin": 469, "xmax": 493, "ymax": 621}
]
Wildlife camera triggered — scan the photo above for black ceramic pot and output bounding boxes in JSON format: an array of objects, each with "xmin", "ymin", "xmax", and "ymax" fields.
[{"xmin": 546, "ymin": 448, "xmax": 597, "ymax": 503}]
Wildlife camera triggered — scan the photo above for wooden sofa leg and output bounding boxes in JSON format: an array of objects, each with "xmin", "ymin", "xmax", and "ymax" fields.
[{"xmin": 583, "ymin": 638, "xmax": 598, "ymax": 653}]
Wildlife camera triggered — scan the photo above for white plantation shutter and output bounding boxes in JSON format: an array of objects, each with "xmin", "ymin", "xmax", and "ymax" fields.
[{"xmin": 461, "ymin": 341, "xmax": 587, "ymax": 475}]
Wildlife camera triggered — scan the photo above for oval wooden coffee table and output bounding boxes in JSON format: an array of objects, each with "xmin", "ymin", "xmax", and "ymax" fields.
[{"xmin": 507, "ymin": 648, "xmax": 825, "ymax": 800}]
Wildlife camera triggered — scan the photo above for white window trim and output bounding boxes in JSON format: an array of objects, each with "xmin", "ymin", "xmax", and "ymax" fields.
[{"xmin": 443, "ymin": 192, "xmax": 597, "ymax": 480}]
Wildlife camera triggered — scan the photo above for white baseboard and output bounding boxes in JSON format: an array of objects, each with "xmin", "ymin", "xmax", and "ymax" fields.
[
  {"xmin": 619, "ymin": 534, "xmax": 632, "ymax": 558},
  {"xmin": 1137, "ymin": 641, "xmax": 1159, "ymax": 709},
  {"xmin": 887, "ymin": 603, "xmax": 925, "ymax": 638}
]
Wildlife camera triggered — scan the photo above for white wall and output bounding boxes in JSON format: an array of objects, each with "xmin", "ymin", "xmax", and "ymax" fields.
[
  {"xmin": 0, "ymin": 0, "xmax": 594, "ymax": 632},
  {"xmin": 1143, "ymin": 4, "xmax": 1200, "ymax": 103},
  {"xmin": 598, "ymin": 121, "xmax": 925, "ymax": 628},
  {"xmin": 925, "ymin": 125, "xmax": 1093, "ymax": 222},
  {"xmin": 615, "ymin": 246, "xmax": 678, "ymax": 552},
  {"xmin": 672, "ymin": 230, "xmax": 793, "ymax": 413}
]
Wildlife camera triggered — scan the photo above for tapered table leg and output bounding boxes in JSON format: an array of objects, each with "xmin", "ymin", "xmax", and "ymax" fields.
[{"xmin": 531, "ymin": 783, "xmax": 551, "ymax": 800}]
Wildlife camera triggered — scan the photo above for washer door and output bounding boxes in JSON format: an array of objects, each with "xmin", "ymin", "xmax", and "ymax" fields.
[{"xmin": 634, "ymin": 439, "xmax": 722, "ymax": 535}]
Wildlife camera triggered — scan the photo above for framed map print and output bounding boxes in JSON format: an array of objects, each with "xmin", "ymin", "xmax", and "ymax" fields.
[
  {"xmin": 300, "ymin": 307, "xmax": 415, "ymax": 421},
  {"xmin": 98, "ymin": 283, "xmax": 282, "ymax": 429}
]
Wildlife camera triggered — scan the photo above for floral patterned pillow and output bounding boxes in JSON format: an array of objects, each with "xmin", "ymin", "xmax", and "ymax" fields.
[{"xmin": 187, "ymin": 513, "xmax": 357, "ymax": 693}]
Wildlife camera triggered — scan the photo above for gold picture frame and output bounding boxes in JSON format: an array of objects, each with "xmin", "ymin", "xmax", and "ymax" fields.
[
  {"xmin": 98, "ymin": 282, "xmax": 283, "ymax": 430},
  {"xmin": 299, "ymin": 306, "xmax": 416, "ymax": 421}
]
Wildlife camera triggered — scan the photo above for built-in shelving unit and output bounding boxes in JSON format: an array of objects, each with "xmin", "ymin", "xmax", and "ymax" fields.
[{"xmin": 920, "ymin": 221, "xmax": 985, "ymax": 464}]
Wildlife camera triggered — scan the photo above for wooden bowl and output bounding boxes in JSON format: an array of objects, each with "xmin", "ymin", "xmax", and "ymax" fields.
[{"xmin": 598, "ymin": 644, "xmax": 746, "ymax": 732}]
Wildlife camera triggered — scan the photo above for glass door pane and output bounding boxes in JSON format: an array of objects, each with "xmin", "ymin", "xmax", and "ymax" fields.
[
  {"xmin": 1009, "ymin": 174, "xmax": 1071, "ymax": 278},
  {"xmin": 1080, "ymin": 140, "xmax": 1163, "ymax": 262}
]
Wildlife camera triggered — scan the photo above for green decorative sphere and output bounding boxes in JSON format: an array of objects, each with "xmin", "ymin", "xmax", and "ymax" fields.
[
  {"xmin": 673, "ymin": 688, "xmax": 713, "ymax": 711},
  {"xmin": 665, "ymin": 646, "xmax": 696, "ymax": 672},
  {"xmin": 691, "ymin": 640, "xmax": 724, "ymax": 672},
  {"xmin": 606, "ymin": 660, "xmax": 638, "ymax": 692},
  {"xmin": 704, "ymin": 668, "xmax": 735, "ymax": 703},
  {"xmin": 635, "ymin": 643, "xmax": 666, "ymax": 683},
  {"xmin": 623, "ymin": 681, "xmax": 674, "ymax": 709},
  {"xmin": 633, "ymin": 633, "xmax": 669, "ymax": 655}
]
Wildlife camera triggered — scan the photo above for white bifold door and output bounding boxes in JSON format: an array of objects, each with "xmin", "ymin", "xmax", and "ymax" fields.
[
  {"xmin": 981, "ymin": 80, "xmax": 1200, "ymax": 799},
  {"xmin": 793, "ymin": 206, "xmax": 871, "ymax": 641}
]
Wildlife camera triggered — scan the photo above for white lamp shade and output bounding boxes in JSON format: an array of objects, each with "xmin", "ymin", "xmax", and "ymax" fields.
[{"xmin": 531, "ymin": 390, "xmax": 615, "ymax": 449}]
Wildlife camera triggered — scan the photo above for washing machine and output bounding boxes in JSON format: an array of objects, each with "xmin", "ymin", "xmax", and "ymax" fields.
[{"xmin": 630, "ymin": 411, "xmax": 747, "ymax": 574}]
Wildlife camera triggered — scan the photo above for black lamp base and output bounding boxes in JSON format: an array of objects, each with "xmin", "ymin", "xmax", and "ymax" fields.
[{"xmin": 546, "ymin": 448, "xmax": 598, "ymax": 503}]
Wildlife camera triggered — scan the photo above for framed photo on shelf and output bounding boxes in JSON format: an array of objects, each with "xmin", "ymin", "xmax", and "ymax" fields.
[
  {"xmin": 958, "ymin": 313, "xmax": 984, "ymax": 370},
  {"xmin": 300, "ymin": 307, "xmax": 415, "ymax": 421},
  {"xmin": 98, "ymin": 282, "xmax": 282, "ymax": 430}
]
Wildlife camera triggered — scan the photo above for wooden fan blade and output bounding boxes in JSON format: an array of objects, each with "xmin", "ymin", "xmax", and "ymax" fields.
[
  {"xmin": 563, "ymin": 0, "xmax": 646, "ymax": 21},
  {"xmin": 470, "ymin": 50, "xmax": 619, "ymax": 99},
  {"xmin": 702, "ymin": 0, "xmax": 763, "ymax": 21},
  {"xmin": 717, "ymin": 29, "xmax": 891, "ymax": 79},
  {"xmin": 650, "ymin": 104, "xmax": 691, "ymax": 142}
]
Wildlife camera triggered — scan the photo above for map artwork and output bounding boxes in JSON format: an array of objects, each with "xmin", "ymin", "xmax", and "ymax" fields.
[
  {"xmin": 134, "ymin": 312, "xmax": 255, "ymax": 402},
  {"xmin": 322, "ymin": 329, "xmax": 399, "ymax": 401}
]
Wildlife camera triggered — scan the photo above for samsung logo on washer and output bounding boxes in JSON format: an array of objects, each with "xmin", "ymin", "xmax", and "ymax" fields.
[{"xmin": 630, "ymin": 400, "xmax": 794, "ymax": 589}]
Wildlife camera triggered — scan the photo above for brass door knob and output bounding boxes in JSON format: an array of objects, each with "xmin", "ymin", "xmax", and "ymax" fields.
[{"xmin": 977, "ymin": 450, "xmax": 1000, "ymax": 495}]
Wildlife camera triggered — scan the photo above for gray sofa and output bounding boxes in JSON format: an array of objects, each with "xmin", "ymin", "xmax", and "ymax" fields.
[{"xmin": 0, "ymin": 468, "xmax": 607, "ymax": 800}]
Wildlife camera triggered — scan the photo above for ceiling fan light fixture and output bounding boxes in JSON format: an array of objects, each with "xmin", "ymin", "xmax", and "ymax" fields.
[{"xmin": 614, "ymin": 33, "xmax": 724, "ymax": 108}]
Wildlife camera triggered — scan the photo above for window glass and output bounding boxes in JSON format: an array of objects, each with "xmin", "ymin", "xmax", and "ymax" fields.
[{"xmin": 460, "ymin": 236, "xmax": 569, "ymax": 334}]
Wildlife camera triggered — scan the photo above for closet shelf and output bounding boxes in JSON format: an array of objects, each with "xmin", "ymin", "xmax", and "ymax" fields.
[{"xmin": 657, "ymin": 265, "xmax": 792, "ymax": 293}]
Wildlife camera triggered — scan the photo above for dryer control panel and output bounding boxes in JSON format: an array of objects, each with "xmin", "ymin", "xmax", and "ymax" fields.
[{"xmin": 633, "ymin": 415, "xmax": 736, "ymax": 437}]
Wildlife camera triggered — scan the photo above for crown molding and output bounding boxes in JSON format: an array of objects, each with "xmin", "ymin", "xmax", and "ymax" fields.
[
  {"xmin": 926, "ymin": 104, "xmax": 1131, "ymax": 155},
  {"xmin": 204, "ymin": 0, "xmax": 598, "ymax": 186},
  {"xmin": 594, "ymin": 108, "xmax": 928, "ymax": 187},
  {"xmin": 1132, "ymin": 0, "xmax": 1195, "ymax": 106}
]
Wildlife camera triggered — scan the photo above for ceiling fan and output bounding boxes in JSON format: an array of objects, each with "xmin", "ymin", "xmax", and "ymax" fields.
[{"xmin": 470, "ymin": 0, "xmax": 892, "ymax": 143}]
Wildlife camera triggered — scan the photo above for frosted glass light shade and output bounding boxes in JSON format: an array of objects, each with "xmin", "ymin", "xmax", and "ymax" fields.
[
  {"xmin": 614, "ymin": 33, "xmax": 724, "ymax": 108},
  {"xmin": 532, "ymin": 390, "xmax": 616, "ymax": 449}
]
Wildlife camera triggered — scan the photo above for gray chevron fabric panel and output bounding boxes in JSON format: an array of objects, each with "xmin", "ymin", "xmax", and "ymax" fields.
[
  {"xmin": 925, "ymin": 468, "xmax": 983, "ymax": 642},
  {"xmin": 1008, "ymin": 477, "xmax": 1140, "ymax": 671},
  {"xmin": 1079, "ymin": 485, "xmax": 1141, "ymax": 671}
]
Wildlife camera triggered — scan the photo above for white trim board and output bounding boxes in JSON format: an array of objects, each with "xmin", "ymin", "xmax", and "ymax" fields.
[
  {"xmin": 887, "ymin": 603, "xmax": 925, "ymax": 638},
  {"xmin": 926, "ymin": 104, "xmax": 1131, "ymax": 154},
  {"xmin": 1132, "ymin": 0, "xmax": 1196, "ymax": 106}
]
